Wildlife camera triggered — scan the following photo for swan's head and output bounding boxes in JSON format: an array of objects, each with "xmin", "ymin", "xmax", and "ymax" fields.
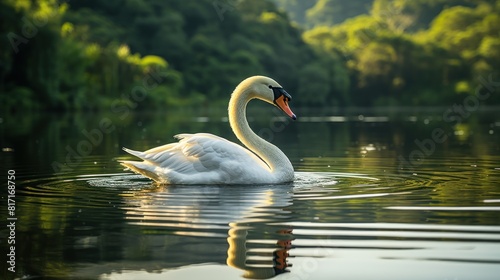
[{"xmin": 240, "ymin": 76, "xmax": 297, "ymax": 120}]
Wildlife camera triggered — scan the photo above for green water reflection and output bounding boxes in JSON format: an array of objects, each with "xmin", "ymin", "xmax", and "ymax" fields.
[
  {"xmin": 0, "ymin": 107, "xmax": 499, "ymax": 279},
  {"xmin": 2, "ymin": 107, "xmax": 499, "ymax": 173}
]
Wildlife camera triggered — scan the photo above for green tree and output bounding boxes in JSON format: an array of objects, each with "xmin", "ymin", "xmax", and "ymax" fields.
[
  {"xmin": 371, "ymin": 0, "xmax": 416, "ymax": 33},
  {"xmin": 356, "ymin": 42, "xmax": 397, "ymax": 91},
  {"xmin": 1, "ymin": 0, "xmax": 65, "ymax": 111},
  {"xmin": 271, "ymin": 0, "xmax": 317, "ymax": 25},
  {"xmin": 306, "ymin": 0, "xmax": 372, "ymax": 27}
]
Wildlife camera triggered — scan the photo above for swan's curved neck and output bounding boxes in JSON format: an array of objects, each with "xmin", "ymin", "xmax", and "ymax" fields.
[{"xmin": 228, "ymin": 86, "xmax": 293, "ymax": 179}]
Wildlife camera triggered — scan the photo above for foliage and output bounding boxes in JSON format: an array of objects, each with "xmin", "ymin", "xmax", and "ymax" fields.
[
  {"xmin": 1, "ymin": 0, "xmax": 499, "ymax": 113},
  {"xmin": 306, "ymin": 0, "xmax": 373, "ymax": 27},
  {"xmin": 302, "ymin": 0, "xmax": 500, "ymax": 106}
]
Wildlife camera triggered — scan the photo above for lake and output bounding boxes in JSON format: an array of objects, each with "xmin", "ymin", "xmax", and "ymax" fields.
[{"xmin": 1, "ymin": 105, "xmax": 500, "ymax": 280}]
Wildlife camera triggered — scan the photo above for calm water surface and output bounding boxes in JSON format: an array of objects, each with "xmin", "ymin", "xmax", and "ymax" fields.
[{"xmin": 1, "ymin": 107, "xmax": 500, "ymax": 280}]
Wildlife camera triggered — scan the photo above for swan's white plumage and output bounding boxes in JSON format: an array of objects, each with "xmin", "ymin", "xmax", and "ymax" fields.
[
  {"xmin": 120, "ymin": 76, "xmax": 295, "ymax": 184},
  {"xmin": 121, "ymin": 133, "xmax": 272, "ymax": 184}
]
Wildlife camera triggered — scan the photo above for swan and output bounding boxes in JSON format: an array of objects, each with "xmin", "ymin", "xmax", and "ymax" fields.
[{"xmin": 120, "ymin": 75, "xmax": 296, "ymax": 184}]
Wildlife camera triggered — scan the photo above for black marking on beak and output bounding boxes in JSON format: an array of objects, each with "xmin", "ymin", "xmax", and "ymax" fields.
[{"xmin": 270, "ymin": 86, "xmax": 292, "ymax": 103}]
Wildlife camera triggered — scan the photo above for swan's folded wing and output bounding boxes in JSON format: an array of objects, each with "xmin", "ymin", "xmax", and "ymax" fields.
[
  {"xmin": 176, "ymin": 133, "xmax": 268, "ymax": 171},
  {"xmin": 121, "ymin": 133, "xmax": 269, "ymax": 183}
]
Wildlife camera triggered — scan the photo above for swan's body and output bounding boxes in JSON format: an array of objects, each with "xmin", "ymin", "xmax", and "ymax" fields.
[{"xmin": 120, "ymin": 76, "xmax": 296, "ymax": 184}]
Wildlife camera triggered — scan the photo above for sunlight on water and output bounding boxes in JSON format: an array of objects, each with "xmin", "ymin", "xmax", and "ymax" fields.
[
  {"xmin": 2, "ymin": 110, "xmax": 500, "ymax": 279},
  {"xmin": 10, "ymin": 167, "xmax": 498, "ymax": 279}
]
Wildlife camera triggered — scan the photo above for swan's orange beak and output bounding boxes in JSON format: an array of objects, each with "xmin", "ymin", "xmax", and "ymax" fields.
[
  {"xmin": 275, "ymin": 95, "xmax": 297, "ymax": 120},
  {"xmin": 270, "ymin": 86, "xmax": 297, "ymax": 120}
]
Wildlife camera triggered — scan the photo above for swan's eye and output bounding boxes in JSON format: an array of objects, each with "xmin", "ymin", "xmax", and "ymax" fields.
[{"xmin": 268, "ymin": 85, "xmax": 273, "ymax": 89}]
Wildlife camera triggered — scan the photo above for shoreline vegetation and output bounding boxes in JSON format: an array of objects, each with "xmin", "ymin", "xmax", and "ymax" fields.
[{"xmin": 1, "ymin": 0, "xmax": 499, "ymax": 113}]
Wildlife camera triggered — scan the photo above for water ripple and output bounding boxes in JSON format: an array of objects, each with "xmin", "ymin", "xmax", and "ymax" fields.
[{"xmin": 10, "ymin": 168, "xmax": 500, "ymax": 279}]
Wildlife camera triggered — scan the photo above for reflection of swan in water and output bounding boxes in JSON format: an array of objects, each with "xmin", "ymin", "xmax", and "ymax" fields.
[
  {"xmin": 223, "ymin": 186, "xmax": 294, "ymax": 279},
  {"xmin": 224, "ymin": 185, "xmax": 294, "ymax": 279},
  {"xmin": 121, "ymin": 183, "xmax": 295, "ymax": 279},
  {"xmin": 227, "ymin": 223, "xmax": 292, "ymax": 279},
  {"xmin": 120, "ymin": 76, "xmax": 296, "ymax": 184}
]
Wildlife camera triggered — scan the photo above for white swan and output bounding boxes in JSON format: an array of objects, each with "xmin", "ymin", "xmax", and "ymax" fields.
[{"xmin": 120, "ymin": 76, "xmax": 296, "ymax": 184}]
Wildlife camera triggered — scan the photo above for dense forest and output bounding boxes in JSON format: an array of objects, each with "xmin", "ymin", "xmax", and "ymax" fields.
[{"xmin": 1, "ymin": 0, "xmax": 499, "ymax": 112}]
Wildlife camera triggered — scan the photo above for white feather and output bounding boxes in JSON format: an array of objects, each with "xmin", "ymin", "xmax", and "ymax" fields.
[{"xmin": 120, "ymin": 76, "xmax": 295, "ymax": 184}]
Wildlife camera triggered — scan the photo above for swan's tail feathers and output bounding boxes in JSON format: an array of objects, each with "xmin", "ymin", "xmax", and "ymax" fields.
[
  {"xmin": 121, "ymin": 147, "xmax": 164, "ymax": 182},
  {"xmin": 122, "ymin": 147, "xmax": 144, "ymax": 159},
  {"xmin": 120, "ymin": 160, "xmax": 163, "ymax": 183}
]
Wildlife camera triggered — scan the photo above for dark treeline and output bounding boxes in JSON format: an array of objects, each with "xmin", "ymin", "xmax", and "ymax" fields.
[{"xmin": 1, "ymin": 0, "xmax": 499, "ymax": 112}]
